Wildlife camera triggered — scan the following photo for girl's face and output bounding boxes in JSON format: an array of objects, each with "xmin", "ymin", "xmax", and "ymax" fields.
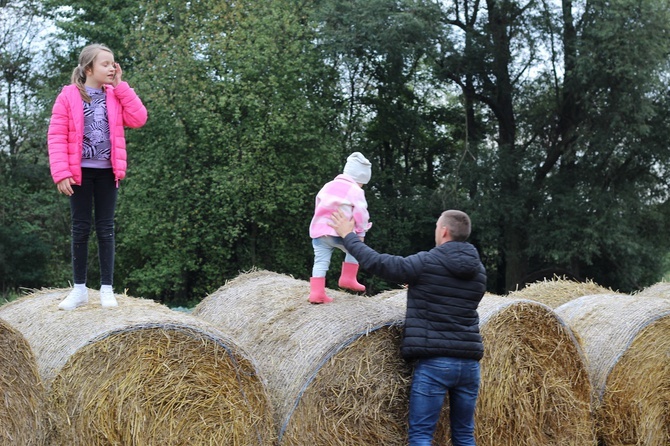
[{"xmin": 84, "ymin": 51, "xmax": 116, "ymax": 88}]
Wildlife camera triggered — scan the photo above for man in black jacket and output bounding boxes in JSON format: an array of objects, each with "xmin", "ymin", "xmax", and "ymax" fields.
[{"xmin": 329, "ymin": 209, "xmax": 486, "ymax": 446}]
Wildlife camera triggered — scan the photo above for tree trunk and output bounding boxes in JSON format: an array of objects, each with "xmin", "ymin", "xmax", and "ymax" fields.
[{"xmin": 486, "ymin": 0, "xmax": 528, "ymax": 291}]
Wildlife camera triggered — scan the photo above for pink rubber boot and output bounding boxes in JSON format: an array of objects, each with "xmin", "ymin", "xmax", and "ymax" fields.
[
  {"xmin": 308, "ymin": 277, "xmax": 333, "ymax": 304},
  {"xmin": 338, "ymin": 262, "xmax": 366, "ymax": 292}
]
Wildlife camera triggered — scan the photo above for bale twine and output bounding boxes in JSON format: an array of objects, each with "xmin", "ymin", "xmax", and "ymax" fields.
[
  {"xmin": 508, "ymin": 276, "xmax": 617, "ymax": 308},
  {"xmin": 0, "ymin": 289, "xmax": 275, "ymax": 446},
  {"xmin": 192, "ymin": 270, "xmax": 410, "ymax": 446},
  {"xmin": 0, "ymin": 316, "xmax": 45, "ymax": 446},
  {"xmin": 555, "ymin": 294, "xmax": 670, "ymax": 446}
]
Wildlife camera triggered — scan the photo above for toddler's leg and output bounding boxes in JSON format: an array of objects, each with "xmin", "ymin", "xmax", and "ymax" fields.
[{"xmin": 309, "ymin": 238, "xmax": 334, "ymax": 303}]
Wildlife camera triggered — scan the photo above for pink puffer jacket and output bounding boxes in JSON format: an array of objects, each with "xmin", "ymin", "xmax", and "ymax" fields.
[{"xmin": 47, "ymin": 82, "xmax": 147, "ymax": 185}]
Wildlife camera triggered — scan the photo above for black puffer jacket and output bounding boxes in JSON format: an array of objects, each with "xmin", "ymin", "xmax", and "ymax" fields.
[{"xmin": 343, "ymin": 233, "xmax": 486, "ymax": 361}]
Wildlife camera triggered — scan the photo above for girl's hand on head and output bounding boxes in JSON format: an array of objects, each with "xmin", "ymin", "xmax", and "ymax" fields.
[
  {"xmin": 112, "ymin": 63, "xmax": 123, "ymax": 87},
  {"xmin": 56, "ymin": 177, "xmax": 75, "ymax": 196}
]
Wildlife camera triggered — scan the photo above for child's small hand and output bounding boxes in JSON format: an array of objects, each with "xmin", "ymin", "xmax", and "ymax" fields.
[
  {"xmin": 112, "ymin": 63, "xmax": 123, "ymax": 87},
  {"xmin": 56, "ymin": 177, "xmax": 76, "ymax": 196}
]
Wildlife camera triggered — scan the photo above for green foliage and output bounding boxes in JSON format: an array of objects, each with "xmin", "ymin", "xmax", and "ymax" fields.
[
  {"xmin": 0, "ymin": 0, "xmax": 72, "ymax": 293},
  {"xmin": 431, "ymin": 0, "xmax": 670, "ymax": 292},
  {"xmin": 0, "ymin": 153, "xmax": 70, "ymax": 292},
  {"xmin": 40, "ymin": 0, "xmax": 139, "ymax": 62},
  {"xmin": 114, "ymin": 0, "xmax": 341, "ymax": 305},
  {"xmin": 520, "ymin": 0, "xmax": 670, "ymax": 291},
  {"xmin": 2, "ymin": 0, "xmax": 670, "ymax": 301},
  {"xmin": 0, "ymin": 223, "xmax": 49, "ymax": 289}
]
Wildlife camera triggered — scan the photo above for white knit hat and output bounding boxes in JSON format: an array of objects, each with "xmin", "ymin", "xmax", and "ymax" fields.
[{"xmin": 343, "ymin": 152, "xmax": 372, "ymax": 185}]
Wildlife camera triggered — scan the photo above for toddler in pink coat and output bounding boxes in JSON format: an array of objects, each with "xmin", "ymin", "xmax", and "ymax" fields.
[{"xmin": 308, "ymin": 152, "xmax": 372, "ymax": 303}]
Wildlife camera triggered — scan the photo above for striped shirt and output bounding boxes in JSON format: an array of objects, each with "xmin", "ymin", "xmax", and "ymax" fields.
[{"xmin": 81, "ymin": 86, "xmax": 111, "ymax": 168}]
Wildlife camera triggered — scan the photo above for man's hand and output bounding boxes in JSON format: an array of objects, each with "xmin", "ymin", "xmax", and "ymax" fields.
[{"xmin": 329, "ymin": 209, "xmax": 355, "ymax": 238}]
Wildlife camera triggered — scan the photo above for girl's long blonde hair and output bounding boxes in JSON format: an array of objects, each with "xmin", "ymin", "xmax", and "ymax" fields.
[{"xmin": 71, "ymin": 44, "xmax": 114, "ymax": 103}]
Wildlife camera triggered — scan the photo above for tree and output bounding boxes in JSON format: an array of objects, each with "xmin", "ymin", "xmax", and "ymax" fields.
[
  {"xmin": 0, "ymin": 0, "xmax": 68, "ymax": 295},
  {"xmin": 4, "ymin": 0, "xmax": 669, "ymax": 299},
  {"xmin": 0, "ymin": 0, "xmax": 46, "ymax": 157},
  {"xmin": 311, "ymin": 0, "xmax": 460, "ymax": 292},
  {"xmin": 113, "ymin": 0, "xmax": 341, "ymax": 304},
  {"xmin": 432, "ymin": 0, "xmax": 670, "ymax": 292}
]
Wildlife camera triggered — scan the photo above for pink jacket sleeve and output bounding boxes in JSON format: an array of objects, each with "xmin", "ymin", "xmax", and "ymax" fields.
[
  {"xmin": 112, "ymin": 82, "xmax": 148, "ymax": 128},
  {"xmin": 47, "ymin": 91, "xmax": 73, "ymax": 184}
]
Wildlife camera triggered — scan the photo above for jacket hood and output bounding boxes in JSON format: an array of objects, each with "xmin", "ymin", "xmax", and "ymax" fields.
[{"xmin": 436, "ymin": 241, "xmax": 482, "ymax": 280}]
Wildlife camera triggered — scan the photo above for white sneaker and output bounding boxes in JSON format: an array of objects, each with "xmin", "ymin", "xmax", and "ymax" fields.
[
  {"xmin": 58, "ymin": 287, "xmax": 89, "ymax": 310},
  {"xmin": 100, "ymin": 288, "xmax": 118, "ymax": 308}
]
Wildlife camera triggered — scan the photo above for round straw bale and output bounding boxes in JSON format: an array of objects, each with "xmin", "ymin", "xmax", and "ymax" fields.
[
  {"xmin": 443, "ymin": 295, "xmax": 596, "ymax": 446},
  {"xmin": 331, "ymin": 289, "xmax": 594, "ymax": 445},
  {"xmin": 508, "ymin": 276, "xmax": 617, "ymax": 308},
  {"xmin": 193, "ymin": 270, "xmax": 411, "ymax": 446},
  {"xmin": 0, "ymin": 289, "xmax": 275, "ymax": 446},
  {"xmin": 636, "ymin": 280, "xmax": 670, "ymax": 299},
  {"xmin": 0, "ymin": 316, "xmax": 46, "ymax": 446},
  {"xmin": 375, "ymin": 287, "xmax": 407, "ymax": 300},
  {"xmin": 195, "ymin": 272, "xmax": 594, "ymax": 445},
  {"xmin": 555, "ymin": 293, "xmax": 670, "ymax": 446}
]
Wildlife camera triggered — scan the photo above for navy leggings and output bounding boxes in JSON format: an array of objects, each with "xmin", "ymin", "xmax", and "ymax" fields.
[{"xmin": 70, "ymin": 168, "xmax": 118, "ymax": 286}]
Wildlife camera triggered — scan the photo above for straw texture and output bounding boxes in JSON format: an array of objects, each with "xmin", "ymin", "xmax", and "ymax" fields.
[
  {"xmin": 0, "ymin": 316, "xmax": 46, "ymax": 446},
  {"xmin": 472, "ymin": 296, "xmax": 595, "ymax": 445},
  {"xmin": 508, "ymin": 276, "xmax": 617, "ymax": 308},
  {"xmin": 193, "ymin": 270, "xmax": 410, "ymax": 445},
  {"xmin": 0, "ymin": 289, "xmax": 275, "ymax": 446},
  {"xmin": 195, "ymin": 272, "xmax": 594, "ymax": 446},
  {"xmin": 555, "ymin": 294, "xmax": 670, "ymax": 446},
  {"xmin": 636, "ymin": 280, "xmax": 670, "ymax": 299}
]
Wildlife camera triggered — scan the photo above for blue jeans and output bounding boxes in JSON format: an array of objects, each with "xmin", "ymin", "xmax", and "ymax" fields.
[
  {"xmin": 311, "ymin": 236, "xmax": 358, "ymax": 277},
  {"xmin": 70, "ymin": 168, "xmax": 118, "ymax": 286},
  {"xmin": 408, "ymin": 357, "xmax": 480, "ymax": 446}
]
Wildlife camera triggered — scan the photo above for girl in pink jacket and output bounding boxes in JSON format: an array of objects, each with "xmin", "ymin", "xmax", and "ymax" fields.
[
  {"xmin": 308, "ymin": 152, "xmax": 372, "ymax": 304},
  {"xmin": 47, "ymin": 44, "xmax": 147, "ymax": 310}
]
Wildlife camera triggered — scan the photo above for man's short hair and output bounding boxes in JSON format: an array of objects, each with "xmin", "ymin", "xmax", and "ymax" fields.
[{"xmin": 441, "ymin": 210, "xmax": 471, "ymax": 241}]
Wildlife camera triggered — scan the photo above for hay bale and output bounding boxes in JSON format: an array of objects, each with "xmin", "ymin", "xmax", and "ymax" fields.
[
  {"xmin": 192, "ymin": 270, "xmax": 410, "ymax": 446},
  {"xmin": 508, "ymin": 276, "xmax": 617, "ymax": 308},
  {"xmin": 0, "ymin": 316, "xmax": 46, "ymax": 446},
  {"xmin": 194, "ymin": 272, "xmax": 595, "ymax": 446},
  {"xmin": 636, "ymin": 281, "xmax": 670, "ymax": 299},
  {"xmin": 0, "ymin": 289, "xmax": 275, "ymax": 446},
  {"xmin": 354, "ymin": 291, "xmax": 595, "ymax": 445},
  {"xmin": 432, "ymin": 295, "xmax": 596, "ymax": 445},
  {"xmin": 375, "ymin": 287, "xmax": 408, "ymax": 300},
  {"xmin": 555, "ymin": 294, "xmax": 670, "ymax": 446}
]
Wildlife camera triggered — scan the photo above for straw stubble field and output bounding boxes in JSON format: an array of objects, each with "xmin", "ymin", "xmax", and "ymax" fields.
[{"xmin": 1, "ymin": 275, "xmax": 670, "ymax": 445}]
